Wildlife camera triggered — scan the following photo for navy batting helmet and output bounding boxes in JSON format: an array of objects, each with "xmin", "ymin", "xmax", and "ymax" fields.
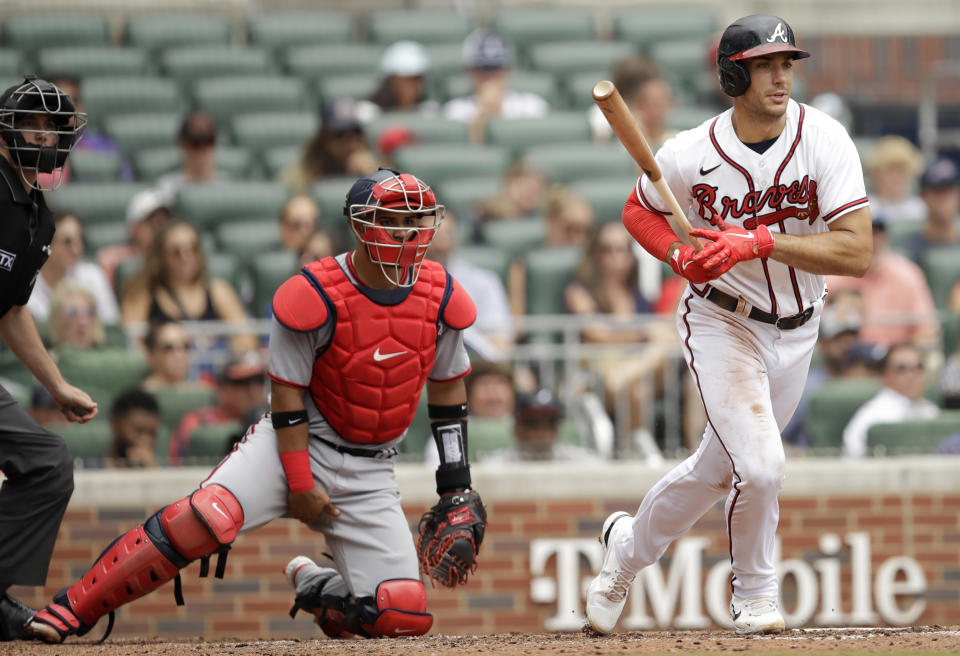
[{"xmin": 717, "ymin": 15, "xmax": 809, "ymax": 98}]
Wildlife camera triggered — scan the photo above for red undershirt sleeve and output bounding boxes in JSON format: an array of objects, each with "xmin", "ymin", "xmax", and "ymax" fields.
[{"xmin": 621, "ymin": 189, "xmax": 681, "ymax": 262}]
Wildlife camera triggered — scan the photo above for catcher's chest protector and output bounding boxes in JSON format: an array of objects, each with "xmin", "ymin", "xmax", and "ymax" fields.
[{"xmin": 307, "ymin": 258, "xmax": 448, "ymax": 443}]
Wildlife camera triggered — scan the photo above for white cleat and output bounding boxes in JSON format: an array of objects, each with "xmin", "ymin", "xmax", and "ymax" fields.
[
  {"xmin": 730, "ymin": 596, "xmax": 785, "ymax": 634},
  {"xmin": 585, "ymin": 511, "xmax": 634, "ymax": 634}
]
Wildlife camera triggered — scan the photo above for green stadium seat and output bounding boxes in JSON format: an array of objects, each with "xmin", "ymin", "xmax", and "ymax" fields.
[
  {"xmin": 435, "ymin": 176, "xmax": 502, "ymax": 219},
  {"xmin": 175, "ymin": 181, "xmax": 289, "ymax": 230},
  {"xmin": 132, "ymin": 146, "xmax": 254, "ymax": 182},
  {"xmin": 82, "ymin": 77, "xmax": 183, "ymax": 127},
  {"xmin": 58, "ymin": 419, "xmax": 112, "ymax": 461},
  {"xmin": 392, "ymin": 144, "xmax": 510, "ymax": 186},
  {"xmin": 921, "ymin": 246, "xmax": 960, "ymax": 308},
  {"xmin": 215, "ymin": 219, "xmax": 282, "ymax": 257},
  {"xmin": 613, "ymin": 7, "xmax": 718, "ymax": 51},
  {"xmin": 38, "ymin": 47, "xmax": 149, "ymax": 79},
  {"xmin": 247, "ymin": 11, "xmax": 355, "ymax": 50},
  {"xmin": 667, "ymin": 104, "xmax": 716, "ymax": 132},
  {"xmin": 208, "ymin": 252, "xmax": 243, "ymax": 290},
  {"xmin": 3, "ymin": 14, "xmax": 110, "ymax": 53},
  {"xmin": 492, "ymin": 8, "xmax": 597, "ymax": 56},
  {"xmin": 444, "ymin": 70, "xmax": 560, "ymax": 107},
  {"xmin": 230, "ymin": 112, "xmax": 316, "ymax": 152},
  {"xmin": 522, "ymin": 246, "xmax": 583, "ymax": 315},
  {"xmin": 48, "ymin": 182, "xmax": 149, "ymax": 225},
  {"xmin": 0, "ymin": 50, "xmax": 24, "ymax": 76},
  {"xmin": 364, "ymin": 113, "xmax": 468, "ymax": 154},
  {"xmin": 400, "ymin": 394, "xmax": 431, "ymax": 459},
  {"xmin": 283, "ymin": 44, "xmax": 382, "ymax": 83},
  {"xmin": 186, "ymin": 421, "xmax": 245, "ymax": 462},
  {"xmin": 483, "ymin": 218, "xmax": 546, "ymax": 260},
  {"xmin": 468, "ymin": 417, "xmax": 514, "ymax": 459},
  {"xmin": 192, "ymin": 76, "xmax": 309, "ymax": 123},
  {"xmin": 424, "ymin": 43, "xmax": 466, "ymax": 79},
  {"xmin": 651, "ymin": 39, "xmax": 712, "ymax": 95},
  {"xmin": 68, "ymin": 150, "xmax": 125, "ymax": 183},
  {"xmin": 83, "ymin": 221, "xmax": 128, "ymax": 252},
  {"xmin": 367, "ymin": 10, "xmax": 471, "ymax": 46},
  {"xmin": 524, "ymin": 142, "xmax": 636, "ymax": 183},
  {"xmin": 485, "ymin": 112, "xmax": 591, "ymax": 155},
  {"xmin": 262, "ymin": 146, "xmax": 300, "ymax": 180},
  {"xmin": 56, "ymin": 347, "xmax": 150, "ymax": 405},
  {"xmin": 113, "ymin": 255, "xmax": 142, "ymax": 297},
  {"xmin": 315, "ymin": 74, "xmax": 379, "ymax": 104},
  {"xmin": 103, "ymin": 112, "xmax": 182, "ymax": 155},
  {"xmin": 943, "ymin": 312, "xmax": 960, "ymax": 362},
  {"xmin": 562, "ymin": 70, "xmax": 612, "ymax": 110},
  {"xmin": 161, "ymin": 46, "xmax": 273, "ymax": 84},
  {"xmin": 866, "ymin": 411, "xmax": 960, "ymax": 455},
  {"xmin": 528, "ymin": 41, "xmax": 637, "ymax": 77},
  {"xmin": 125, "ymin": 13, "xmax": 231, "ymax": 52},
  {"xmin": 806, "ymin": 378, "xmax": 883, "ymax": 451},
  {"xmin": 251, "ymin": 250, "xmax": 299, "ymax": 316},
  {"xmin": 570, "ymin": 177, "xmax": 637, "ymax": 222},
  {"xmin": 309, "ymin": 177, "xmax": 354, "ymax": 225},
  {"xmin": 0, "ymin": 347, "xmax": 33, "ymax": 398},
  {"xmin": 455, "ymin": 245, "xmax": 512, "ymax": 286},
  {"xmin": 886, "ymin": 220, "xmax": 923, "ymax": 254},
  {"xmin": 153, "ymin": 385, "xmax": 218, "ymax": 430}
]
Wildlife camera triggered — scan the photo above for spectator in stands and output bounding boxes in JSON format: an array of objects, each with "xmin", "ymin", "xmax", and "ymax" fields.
[
  {"xmin": 589, "ymin": 57, "xmax": 676, "ymax": 150},
  {"xmin": 140, "ymin": 321, "xmax": 204, "ymax": 392},
  {"xmin": 428, "ymin": 213, "xmax": 515, "ymax": 361},
  {"xmin": 902, "ymin": 158, "xmax": 960, "ymax": 265},
  {"xmin": 465, "ymin": 360, "xmax": 516, "ymax": 420},
  {"xmin": 97, "ymin": 188, "xmax": 171, "ymax": 289},
  {"xmin": 482, "ymin": 388, "xmax": 600, "ymax": 463},
  {"xmin": 357, "ymin": 40, "xmax": 438, "ymax": 123},
  {"xmin": 826, "ymin": 214, "xmax": 939, "ymax": 350},
  {"xmin": 28, "ymin": 211, "xmax": 119, "ymax": 325},
  {"xmin": 842, "ymin": 343, "xmax": 938, "ymax": 458},
  {"xmin": 120, "ymin": 220, "xmax": 258, "ymax": 353},
  {"xmin": 278, "ymin": 194, "xmax": 319, "ymax": 256},
  {"xmin": 444, "ymin": 29, "xmax": 549, "ymax": 143},
  {"xmin": 298, "ymin": 231, "xmax": 336, "ymax": 268},
  {"xmin": 474, "ymin": 158, "xmax": 548, "ymax": 227},
  {"xmin": 155, "ymin": 110, "xmax": 229, "ymax": 205},
  {"xmin": 283, "ymin": 99, "xmax": 377, "ymax": 192},
  {"xmin": 168, "ymin": 351, "xmax": 266, "ymax": 466},
  {"xmin": 865, "ymin": 136, "xmax": 926, "ymax": 223},
  {"xmin": 106, "ymin": 388, "xmax": 160, "ymax": 469}
]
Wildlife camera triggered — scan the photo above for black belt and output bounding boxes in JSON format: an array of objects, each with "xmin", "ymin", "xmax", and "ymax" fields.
[
  {"xmin": 316, "ymin": 437, "xmax": 398, "ymax": 459},
  {"xmin": 704, "ymin": 286, "xmax": 814, "ymax": 330}
]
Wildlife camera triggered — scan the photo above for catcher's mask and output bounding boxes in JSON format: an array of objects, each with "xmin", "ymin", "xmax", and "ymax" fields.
[
  {"xmin": 344, "ymin": 168, "xmax": 443, "ymax": 287},
  {"xmin": 0, "ymin": 75, "xmax": 87, "ymax": 190},
  {"xmin": 717, "ymin": 15, "xmax": 809, "ymax": 98}
]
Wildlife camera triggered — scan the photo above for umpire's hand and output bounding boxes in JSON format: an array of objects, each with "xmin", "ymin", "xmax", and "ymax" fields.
[
  {"xmin": 287, "ymin": 486, "xmax": 340, "ymax": 524},
  {"xmin": 52, "ymin": 382, "xmax": 98, "ymax": 423}
]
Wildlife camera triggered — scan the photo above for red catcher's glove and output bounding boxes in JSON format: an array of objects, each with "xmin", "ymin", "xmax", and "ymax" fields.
[
  {"xmin": 670, "ymin": 244, "xmax": 729, "ymax": 283},
  {"xmin": 690, "ymin": 225, "xmax": 774, "ymax": 271}
]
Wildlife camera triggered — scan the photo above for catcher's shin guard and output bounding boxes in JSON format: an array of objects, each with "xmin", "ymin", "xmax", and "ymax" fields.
[
  {"xmin": 347, "ymin": 579, "xmax": 433, "ymax": 638},
  {"xmin": 28, "ymin": 485, "xmax": 243, "ymax": 643}
]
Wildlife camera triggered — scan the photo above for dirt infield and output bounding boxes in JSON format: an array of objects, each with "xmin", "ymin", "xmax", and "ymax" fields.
[{"xmin": 2, "ymin": 626, "xmax": 959, "ymax": 656}]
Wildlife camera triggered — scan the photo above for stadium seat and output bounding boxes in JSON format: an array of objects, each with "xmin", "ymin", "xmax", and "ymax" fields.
[
  {"xmin": 153, "ymin": 385, "xmax": 218, "ymax": 430},
  {"xmin": 113, "ymin": 255, "xmax": 142, "ymax": 298},
  {"xmin": 207, "ymin": 252, "xmax": 243, "ymax": 290},
  {"xmin": 250, "ymin": 250, "xmax": 299, "ymax": 317},
  {"xmin": 103, "ymin": 112, "xmax": 183, "ymax": 155},
  {"xmin": 400, "ymin": 395, "xmax": 431, "ymax": 459},
  {"xmin": 262, "ymin": 146, "xmax": 300, "ymax": 180},
  {"xmin": 885, "ymin": 220, "xmax": 923, "ymax": 254},
  {"xmin": 444, "ymin": 70, "xmax": 560, "ymax": 107},
  {"xmin": 921, "ymin": 246, "xmax": 960, "ymax": 308},
  {"xmin": 3, "ymin": 13, "xmax": 110, "ymax": 53},
  {"xmin": 247, "ymin": 10, "xmax": 355, "ymax": 50},
  {"xmin": 215, "ymin": 219, "xmax": 282, "ymax": 257},
  {"xmin": 161, "ymin": 46, "xmax": 273, "ymax": 84},
  {"xmin": 364, "ymin": 113, "xmax": 469, "ymax": 153},
  {"xmin": 68, "ymin": 150, "xmax": 125, "ymax": 183},
  {"xmin": 58, "ymin": 419, "xmax": 112, "ymax": 461},
  {"xmin": 231, "ymin": 112, "xmax": 317, "ymax": 152},
  {"xmin": 483, "ymin": 218, "xmax": 547, "ymax": 260},
  {"xmin": 613, "ymin": 7, "xmax": 718, "ymax": 51},
  {"xmin": 309, "ymin": 177, "xmax": 354, "ymax": 225},
  {"xmin": 524, "ymin": 142, "xmax": 636, "ymax": 184},
  {"xmin": 562, "ymin": 70, "xmax": 612, "ymax": 110},
  {"xmin": 865, "ymin": 411, "xmax": 960, "ymax": 455},
  {"xmin": 132, "ymin": 146, "xmax": 254, "ymax": 182},
  {"xmin": 569, "ymin": 177, "xmax": 637, "ymax": 222},
  {"xmin": 468, "ymin": 417, "xmax": 514, "ymax": 459},
  {"xmin": 315, "ymin": 74, "xmax": 379, "ymax": 104},
  {"xmin": 435, "ymin": 176, "xmax": 502, "ymax": 219},
  {"xmin": 56, "ymin": 347, "xmax": 150, "ymax": 405},
  {"xmin": 485, "ymin": 112, "xmax": 591, "ymax": 155},
  {"xmin": 82, "ymin": 77, "xmax": 183, "ymax": 128},
  {"xmin": 651, "ymin": 39, "xmax": 712, "ymax": 97},
  {"xmin": 192, "ymin": 76, "xmax": 309, "ymax": 123},
  {"xmin": 0, "ymin": 346, "xmax": 33, "ymax": 398},
  {"xmin": 491, "ymin": 8, "xmax": 597, "ymax": 57},
  {"xmin": 455, "ymin": 245, "xmax": 512, "ymax": 286},
  {"xmin": 392, "ymin": 144, "xmax": 510, "ymax": 186},
  {"xmin": 186, "ymin": 421, "xmax": 245, "ymax": 462},
  {"xmin": 528, "ymin": 41, "xmax": 637, "ymax": 77},
  {"xmin": 175, "ymin": 181, "xmax": 289, "ymax": 230},
  {"xmin": 667, "ymin": 104, "xmax": 717, "ymax": 132},
  {"xmin": 0, "ymin": 50, "xmax": 24, "ymax": 76},
  {"xmin": 125, "ymin": 13, "xmax": 232, "ymax": 52},
  {"xmin": 424, "ymin": 43, "xmax": 466, "ymax": 79},
  {"xmin": 47, "ymin": 182, "xmax": 150, "ymax": 225},
  {"xmin": 522, "ymin": 246, "xmax": 583, "ymax": 315},
  {"xmin": 38, "ymin": 47, "xmax": 149, "ymax": 79},
  {"xmin": 806, "ymin": 378, "xmax": 883, "ymax": 451},
  {"xmin": 367, "ymin": 10, "xmax": 471, "ymax": 45},
  {"xmin": 83, "ymin": 221, "xmax": 127, "ymax": 253},
  {"xmin": 943, "ymin": 312, "xmax": 960, "ymax": 363},
  {"xmin": 283, "ymin": 44, "xmax": 382, "ymax": 83}
]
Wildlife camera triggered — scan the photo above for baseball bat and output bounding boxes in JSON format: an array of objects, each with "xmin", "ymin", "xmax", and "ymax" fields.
[{"xmin": 592, "ymin": 80, "xmax": 701, "ymax": 250}]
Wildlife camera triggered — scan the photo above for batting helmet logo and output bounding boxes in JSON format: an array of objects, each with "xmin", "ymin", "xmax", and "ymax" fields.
[{"xmin": 717, "ymin": 15, "xmax": 810, "ymax": 98}]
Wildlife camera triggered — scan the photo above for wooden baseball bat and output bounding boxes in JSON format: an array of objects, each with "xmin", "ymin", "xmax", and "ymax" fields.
[{"xmin": 592, "ymin": 80, "xmax": 701, "ymax": 250}]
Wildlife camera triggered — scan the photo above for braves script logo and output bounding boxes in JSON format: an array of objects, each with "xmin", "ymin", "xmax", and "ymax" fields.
[
  {"xmin": 0, "ymin": 249, "xmax": 15, "ymax": 271},
  {"xmin": 767, "ymin": 22, "xmax": 788, "ymax": 43},
  {"xmin": 692, "ymin": 177, "xmax": 819, "ymax": 229}
]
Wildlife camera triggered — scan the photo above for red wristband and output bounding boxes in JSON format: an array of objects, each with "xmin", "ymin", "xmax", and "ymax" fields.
[{"xmin": 279, "ymin": 450, "xmax": 313, "ymax": 494}]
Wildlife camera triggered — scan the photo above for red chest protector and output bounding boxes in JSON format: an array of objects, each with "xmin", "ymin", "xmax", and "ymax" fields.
[{"xmin": 272, "ymin": 256, "xmax": 475, "ymax": 444}]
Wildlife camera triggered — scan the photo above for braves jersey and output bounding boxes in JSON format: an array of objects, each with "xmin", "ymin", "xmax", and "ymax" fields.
[
  {"xmin": 268, "ymin": 253, "xmax": 472, "ymax": 450},
  {"xmin": 635, "ymin": 99, "xmax": 869, "ymax": 315}
]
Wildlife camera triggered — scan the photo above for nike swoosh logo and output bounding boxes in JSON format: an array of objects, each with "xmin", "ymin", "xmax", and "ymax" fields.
[
  {"xmin": 733, "ymin": 609, "xmax": 742, "ymax": 620},
  {"xmin": 699, "ymin": 163, "xmax": 721, "ymax": 176},
  {"xmin": 211, "ymin": 502, "xmax": 228, "ymax": 519},
  {"xmin": 373, "ymin": 347, "xmax": 408, "ymax": 362},
  {"xmin": 288, "ymin": 417, "xmax": 303, "ymax": 426}
]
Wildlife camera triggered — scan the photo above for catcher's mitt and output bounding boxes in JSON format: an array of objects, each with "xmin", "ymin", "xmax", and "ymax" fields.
[{"xmin": 416, "ymin": 489, "xmax": 486, "ymax": 587}]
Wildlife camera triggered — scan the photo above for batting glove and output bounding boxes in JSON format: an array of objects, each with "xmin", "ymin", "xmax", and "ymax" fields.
[
  {"xmin": 690, "ymin": 225, "xmax": 774, "ymax": 271},
  {"xmin": 670, "ymin": 244, "xmax": 727, "ymax": 283}
]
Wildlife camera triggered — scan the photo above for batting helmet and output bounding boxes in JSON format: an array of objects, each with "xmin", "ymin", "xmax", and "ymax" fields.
[
  {"xmin": 0, "ymin": 75, "xmax": 86, "ymax": 188},
  {"xmin": 717, "ymin": 15, "xmax": 809, "ymax": 98},
  {"xmin": 344, "ymin": 167, "xmax": 444, "ymax": 287}
]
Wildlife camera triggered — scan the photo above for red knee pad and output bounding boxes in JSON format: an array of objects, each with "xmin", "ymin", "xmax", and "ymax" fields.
[
  {"xmin": 163, "ymin": 484, "xmax": 244, "ymax": 558},
  {"xmin": 371, "ymin": 579, "xmax": 433, "ymax": 637}
]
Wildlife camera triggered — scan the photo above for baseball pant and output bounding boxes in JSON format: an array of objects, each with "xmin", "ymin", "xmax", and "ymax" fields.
[{"xmin": 0, "ymin": 385, "xmax": 74, "ymax": 586}]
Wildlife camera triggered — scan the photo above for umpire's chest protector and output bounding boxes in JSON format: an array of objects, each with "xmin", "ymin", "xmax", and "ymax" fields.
[{"xmin": 290, "ymin": 258, "xmax": 471, "ymax": 444}]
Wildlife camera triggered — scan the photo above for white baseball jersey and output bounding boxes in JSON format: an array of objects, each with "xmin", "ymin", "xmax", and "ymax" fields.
[{"xmin": 635, "ymin": 99, "xmax": 869, "ymax": 315}]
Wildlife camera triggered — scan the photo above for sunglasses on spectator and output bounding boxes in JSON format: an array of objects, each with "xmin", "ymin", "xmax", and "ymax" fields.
[
  {"xmin": 157, "ymin": 340, "xmax": 192, "ymax": 353},
  {"xmin": 165, "ymin": 241, "xmax": 200, "ymax": 257},
  {"xmin": 890, "ymin": 362, "xmax": 924, "ymax": 372}
]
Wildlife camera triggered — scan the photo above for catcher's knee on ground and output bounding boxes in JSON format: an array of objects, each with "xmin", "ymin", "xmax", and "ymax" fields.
[{"xmin": 293, "ymin": 579, "xmax": 432, "ymax": 639}]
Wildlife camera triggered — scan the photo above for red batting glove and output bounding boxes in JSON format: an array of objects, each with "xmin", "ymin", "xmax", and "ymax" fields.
[
  {"xmin": 690, "ymin": 225, "xmax": 774, "ymax": 271},
  {"xmin": 670, "ymin": 244, "xmax": 726, "ymax": 283}
]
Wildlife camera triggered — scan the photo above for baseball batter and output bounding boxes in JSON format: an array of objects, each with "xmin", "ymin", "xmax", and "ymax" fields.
[
  {"xmin": 586, "ymin": 15, "xmax": 872, "ymax": 634},
  {"xmin": 28, "ymin": 169, "xmax": 487, "ymax": 642}
]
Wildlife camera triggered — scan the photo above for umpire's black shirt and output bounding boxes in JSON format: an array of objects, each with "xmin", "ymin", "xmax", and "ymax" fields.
[{"xmin": 0, "ymin": 155, "xmax": 54, "ymax": 319}]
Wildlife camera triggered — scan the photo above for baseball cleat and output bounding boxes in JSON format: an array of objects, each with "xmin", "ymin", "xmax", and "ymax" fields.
[
  {"xmin": 730, "ymin": 596, "xmax": 785, "ymax": 634},
  {"xmin": 585, "ymin": 511, "xmax": 634, "ymax": 634},
  {"xmin": 24, "ymin": 590, "xmax": 85, "ymax": 643},
  {"xmin": 0, "ymin": 593, "xmax": 39, "ymax": 641}
]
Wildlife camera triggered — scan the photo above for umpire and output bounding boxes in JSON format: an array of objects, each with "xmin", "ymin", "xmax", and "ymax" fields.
[{"xmin": 0, "ymin": 75, "xmax": 97, "ymax": 641}]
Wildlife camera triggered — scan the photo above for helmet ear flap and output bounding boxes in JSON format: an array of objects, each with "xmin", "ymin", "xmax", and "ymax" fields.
[{"xmin": 718, "ymin": 57, "xmax": 750, "ymax": 97}]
